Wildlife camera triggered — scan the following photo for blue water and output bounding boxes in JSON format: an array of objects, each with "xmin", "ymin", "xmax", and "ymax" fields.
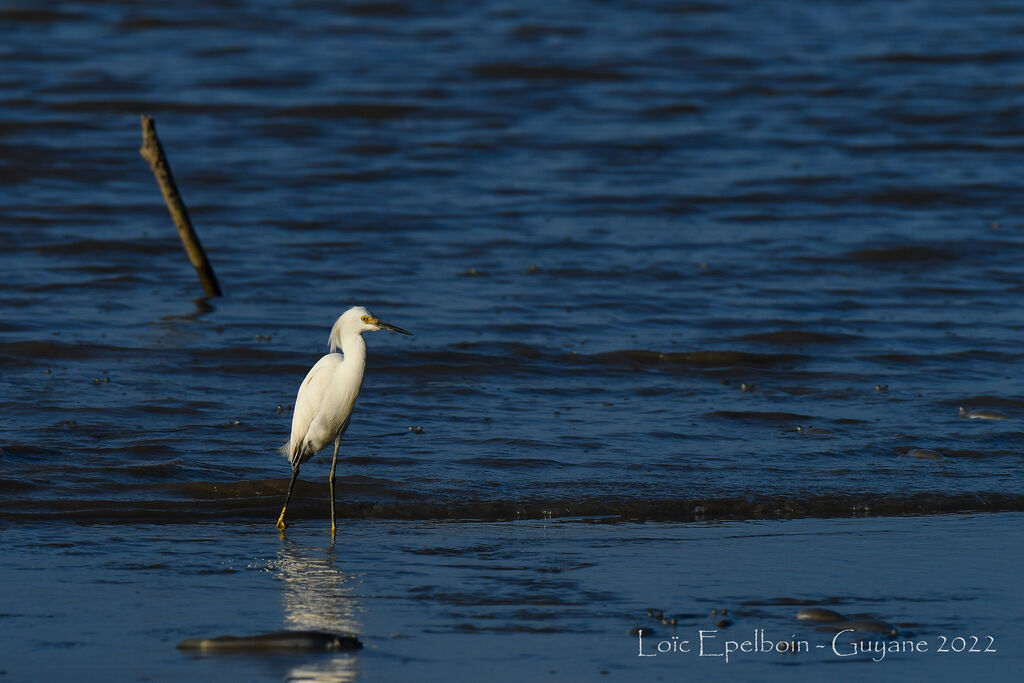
[{"xmin": 2, "ymin": 0, "xmax": 1024, "ymax": 679}]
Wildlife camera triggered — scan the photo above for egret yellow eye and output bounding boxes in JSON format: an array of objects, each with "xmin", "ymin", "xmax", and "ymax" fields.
[{"xmin": 360, "ymin": 315, "xmax": 370, "ymax": 322}]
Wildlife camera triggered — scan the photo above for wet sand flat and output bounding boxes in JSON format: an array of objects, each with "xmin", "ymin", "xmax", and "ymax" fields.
[{"xmin": 2, "ymin": 513, "xmax": 1021, "ymax": 681}]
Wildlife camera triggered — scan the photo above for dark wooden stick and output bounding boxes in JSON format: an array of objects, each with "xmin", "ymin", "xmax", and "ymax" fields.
[{"xmin": 139, "ymin": 115, "xmax": 222, "ymax": 297}]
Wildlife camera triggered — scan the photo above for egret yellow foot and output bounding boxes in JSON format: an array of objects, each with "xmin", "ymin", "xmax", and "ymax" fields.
[{"xmin": 276, "ymin": 508, "xmax": 288, "ymax": 531}]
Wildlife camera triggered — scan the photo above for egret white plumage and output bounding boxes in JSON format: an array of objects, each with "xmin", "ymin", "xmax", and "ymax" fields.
[{"xmin": 276, "ymin": 306, "xmax": 412, "ymax": 533}]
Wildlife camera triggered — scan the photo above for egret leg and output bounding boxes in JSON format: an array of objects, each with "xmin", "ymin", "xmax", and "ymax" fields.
[
  {"xmin": 329, "ymin": 437, "xmax": 341, "ymax": 537},
  {"xmin": 276, "ymin": 465, "xmax": 301, "ymax": 531}
]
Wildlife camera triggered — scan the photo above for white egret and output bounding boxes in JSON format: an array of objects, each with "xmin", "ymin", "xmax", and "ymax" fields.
[{"xmin": 276, "ymin": 306, "xmax": 412, "ymax": 533}]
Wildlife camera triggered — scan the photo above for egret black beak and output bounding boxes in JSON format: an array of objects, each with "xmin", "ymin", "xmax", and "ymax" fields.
[{"xmin": 374, "ymin": 319, "xmax": 412, "ymax": 335}]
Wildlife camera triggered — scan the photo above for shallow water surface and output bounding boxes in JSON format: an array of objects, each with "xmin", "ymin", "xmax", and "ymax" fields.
[
  {"xmin": 3, "ymin": 0, "xmax": 1024, "ymax": 522},
  {"xmin": 3, "ymin": 514, "xmax": 1023, "ymax": 681}
]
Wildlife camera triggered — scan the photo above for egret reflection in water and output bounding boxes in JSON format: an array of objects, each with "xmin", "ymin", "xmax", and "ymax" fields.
[{"xmin": 276, "ymin": 541, "xmax": 362, "ymax": 683}]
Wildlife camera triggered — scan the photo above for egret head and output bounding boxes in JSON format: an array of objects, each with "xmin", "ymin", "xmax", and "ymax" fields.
[{"xmin": 330, "ymin": 306, "xmax": 412, "ymax": 351}]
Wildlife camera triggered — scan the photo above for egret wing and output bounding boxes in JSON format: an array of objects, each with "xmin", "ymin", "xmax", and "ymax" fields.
[{"xmin": 283, "ymin": 354, "xmax": 342, "ymax": 466}]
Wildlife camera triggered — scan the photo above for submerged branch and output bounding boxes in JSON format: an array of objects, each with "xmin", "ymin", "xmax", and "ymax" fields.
[{"xmin": 139, "ymin": 114, "xmax": 222, "ymax": 297}]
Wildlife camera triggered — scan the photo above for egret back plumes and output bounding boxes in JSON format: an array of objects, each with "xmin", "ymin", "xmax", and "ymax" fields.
[{"xmin": 276, "ymin": 305, "xmax": 412, "ymax": 533}]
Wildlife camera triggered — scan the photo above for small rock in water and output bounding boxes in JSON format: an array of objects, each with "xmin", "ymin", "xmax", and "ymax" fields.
[
  {"xmin": 177, "ymin": 630, "xmax": 362, "ymax": 653},
  {"xmin": 796, "ymin": 425, "xmax": 831, "ymax": 435},
  {"xmin": 630, "ymin": 627, "xmax": 656, "ymax": 637},
  {"xmin": 905, "ymin": 448, "xmax": 944, "ymax": 460},
  {"xmin": 958, "ymin": 407, "xmax": 1008, "ymax": 420},
  {"xmin": 817, "ymin": 620, "xmax": 898, "ymax": 638},
  {"xmin": 796, "ymin": 607, "xmax": 847, "ymax": 622}
]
